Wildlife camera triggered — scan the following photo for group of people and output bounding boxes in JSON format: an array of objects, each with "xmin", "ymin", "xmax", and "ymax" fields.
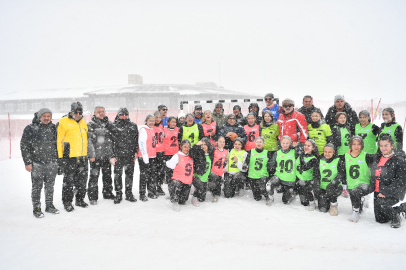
[{"xmin": 20, "ymin": 93, "xmax": 406, "ymax": 228}]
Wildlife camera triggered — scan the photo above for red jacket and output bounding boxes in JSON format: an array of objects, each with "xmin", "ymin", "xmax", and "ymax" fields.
[{"xmin": 277, "ymin": 110, "xmax": 308, "ymax": 144}]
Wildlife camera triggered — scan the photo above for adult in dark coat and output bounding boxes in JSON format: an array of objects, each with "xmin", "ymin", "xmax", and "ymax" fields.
[
  {"xmin": 109, "ymin": 108, "xmax": 139, "ymax": 203},
  {"xmin": 325, "ymin": 95, "xmax": 359, "ymax": 130},
  {"xmin": 87, "ymin": 106, "xmax": 116, "ymax": 204},
  {"xmin": 20, "ymin": 108, "xmax": 59, "ymax": 218},
  {"xmin": 218, "ymin": 114, "xmax": 247, "ymax": 150},
  {"xmin": 297, "ymin": 95, "xmax": 324, "ymax": 124},
  {"xmin": 232, "ymin": 105, "xmax": 245, "ymax": 126}
]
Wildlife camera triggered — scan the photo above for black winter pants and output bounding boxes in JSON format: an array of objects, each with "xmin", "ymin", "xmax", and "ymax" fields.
[
  {"xmin": 348, "ymin": 184, "xmax": 370, "ymax": 210},
  {"xmin": 62, "ymin": 157, "xmax": 88, "ymax": 204},
  {"xmin": 169, "ymin": 179, "xmax": 191, "ymax": 204},
  {"xmin": 114, "ymin": 157, "xmax": 135, "ymax": 196},
  {"xmin": 374, "ymin": 192, "xmax": 400, "ymax": 223},
  {"xmin": 297, "ymin": 180, "xmax": 314, "ymax": 206},
  {"xmin": 163, "ymin": 154, "xmax": 173, "ymax": 185},
  {"xmin": 269, "ymin": 176, "xmax": 296, "ymax": 204},
  {"xmin": 88, "ymin": 158, "xmax": 113, "ymax": 200},
  {"xmin": 208, "ymin": 172, "xmax": 222, "ymax": 196},
  {"xmin": 249, "ymin": 177, "xmax": 269, "ymax": 201},
  {"xmin": 192, "ymin": 176, "xmax": 208, "ymax": 202},
  {"xmin": 31, "ymin": 161, "xmax": 58, "ymax": 208},
  {"xmin": 223, "ymin": 173, "xmax": 246, "ymax": 198},
  {"xmin": 155, "ymin": 152, "xmax": 166, "ymax": 186},
  {"xmin": 138, "ymin": 157, "xmax": 157, "ymax": 196},
  {"xmin": 318, "ymin": 184, "xmax": 343, "ymax": 212}
]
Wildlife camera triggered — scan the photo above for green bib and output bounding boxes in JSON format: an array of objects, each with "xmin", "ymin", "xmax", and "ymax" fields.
[
  {"xmin": 228, "ymin": 149, "xmax": 245, "ymax": 173},
  {"xmin": 319, "ymin": 158, "xmax": 341, "ymax": 190},
  {"xmin": 379, "ymin": 123, "xmax": 400, "ymax": 149},
  {"xmin": 262, "ymin": 124, "xmax": 279, "ymax": 151},
  {"xmin": 193, "ymin": 155, "xmax": 211, "ymax": 182},
  {"xmin": 248, "ymin": 149, "xmax": 269, "ymax": 178},
  {"xmin": 308, "ymin": 124, "xmax": 332, "ymax": 154},
  {"xmin": 296, "ymin": 156, "xmax": 315, "ymax": 181},
  {"xmin": 345, "ymin": 152, "xmax": 371, "ymax": 190},
  {"xmin": 183, "ymin": 124, "xmax": 200, "ymax": 147},
  {"xmin": 335, "ymin": 126, "xmax": 351, "ymax": 155},
  {"xmin": 355, "ymin": 123, "xmax": 377, "ymax": 154},
  {"xmin": 275, "ymin": 149, "xmax": 296, "ymax": 182}
]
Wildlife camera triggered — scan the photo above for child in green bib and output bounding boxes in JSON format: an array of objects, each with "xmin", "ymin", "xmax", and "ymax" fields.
[
  {"xmin": 343, "ymin": 136, "xmax": 375, "ymax": 223},
  {"xmin": 268, "ymin": 136, "xmax": 300, "ymax": 204},
  {"xmin": 331, "ymin": 112, "xmax": 353, "ymax": 156},
  {"xmin": 377, "ymin": 107, "xmax": 403, "ymax": 152},
  {"xmin": 191, "ymin": 138, "xmax": 214, "ymax": 206},
  {"xmin": 241, "ymin": 137, "xmax": 274, "ymax": 205},
  {"xmin": 308, "ymin": 111, "xmax": 332, "ymax": 155},
  {"xmin": 223, "ymin": 138, "xmax": 247, "ymax": 198},
  {"xmin": 261, "ymin": 111, "xmax": 279, "ymax": 155},
  {"xmin": 313, "ymin": 143, "xmax": 345, "ymax": 216},
  {"xmin": 296, "ymin": 139, "xmax": 319, "ymax": 210},
  {"xmin": 354, "ymin": 110, "xmax": 379, "ymax": 154}
]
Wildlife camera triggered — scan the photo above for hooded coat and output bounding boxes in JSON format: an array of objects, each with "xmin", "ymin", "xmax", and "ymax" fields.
[
  {"xmin": 325, "ymin": 102, "xmax": 359, "ymax": 130},
  {"xmin": 111, "ymin": 109, "xmax": 139, "ymax": 159},
  {"xmin": 212, "ymin": 104, "xmax": 227, "ymax": 127},
  {"xmin": 21, "ymin": 112, "xmax": 58, "ymax": 165}
]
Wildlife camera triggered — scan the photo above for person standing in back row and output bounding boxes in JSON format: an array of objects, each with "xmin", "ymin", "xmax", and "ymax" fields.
[
  {"xmin": 325, "ymin": 95, "xmax": 359, "ymax": 131},
  {"xmin": 297, "ymin": 95, "xmax": 324, "ymax": 124},
  {"xmin": 21, "ymin": 108, "xmax": 59, "ymax": 218},
  {"xmin": 262, "ymin": 93, "xmax": 279, "ymax": 120},
  {"xmin": 57, "ymin": 102, "xmax": 90, "ymax": 212}
]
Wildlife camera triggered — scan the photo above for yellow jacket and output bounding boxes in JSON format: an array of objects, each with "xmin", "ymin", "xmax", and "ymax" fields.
[{"xmin": 57, "ymin": 116, "xmax": 88, "ymax": 158}]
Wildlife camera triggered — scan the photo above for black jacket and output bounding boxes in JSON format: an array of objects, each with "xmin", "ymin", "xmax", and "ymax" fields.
[
  {"xmin": 330, "ymin": 123, "xmax": 354, "ymax": 150},
  {"xmin": 370, "ymin": 151, "xmax": 406, "ymax": 201},
  {"xmin": 325, "ymin": 102, "xmax": 359, "ymax": 130},
  {"xmin": 313, "ymin": 153, "xmax": 346, "ymax": 196},
  {"xmin": 218, "ymin": 122, "xmax": 247, "ymax": 151},
  {"xmin": 111, "ymin": 115, "xmax": 138, "ymax": 159},
  {"xmin": 20, "ymin": 113, "xmax": 58, "ymax": 165},
  {"xmin": 87, "ymin": 115, "xmax": 114, "ymax": 159},
  {"xmin": 297, "ymin": 105, "xmax": 324, "ymax": 124},
  {"xmin": 189, "ymin": 144, "xmax": 214, "ymax": 176}
]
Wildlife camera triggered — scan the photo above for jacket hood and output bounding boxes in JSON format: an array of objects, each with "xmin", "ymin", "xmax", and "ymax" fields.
[
  {"xmin": 114, "ymin": 108, "xmax": 130, "ymax": 122},
  {"xmin": 248, "ymin": 103, "xmax": 259, "ymax": 116}
]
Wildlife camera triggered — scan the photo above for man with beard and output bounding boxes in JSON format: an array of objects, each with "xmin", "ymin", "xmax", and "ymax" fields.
[
  {"xmin": 87, "ymin": 106, "xmax": 116, "ymax": 205},
  {"xmin": 158, "ymin": 104, "xmax": 169, "ymax": 128},
  {"xmin": 277, "ymin": 99, "xmax": 308, "ymax": 145},
  {"xmin": 297, "ymin": 95, "xmax": 324, "ymax": 124},
  {"xmin": 194, "ymin": 105, "xmax": 203, "ymax": 124},
  {"xmin": 325, "ymin": 95, "xmax": 359, "ymax": 130}
]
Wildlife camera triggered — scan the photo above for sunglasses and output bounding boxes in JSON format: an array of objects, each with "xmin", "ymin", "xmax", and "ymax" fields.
[
  {"xmin": 120, "ymin": 113, "xmax": 129, "ymax": 116},
  {"xmin": 75, "ymin": 110, "xmax": 83, "ymax": 115},
  {"xmin": 283, "ymin": 105, "xmax": 293, "ymax": 108},
  {"xmin": 265, "ymin": 98, "xmax": 272, "ymax": 101},
  {"xmin": 228, "ymin": 117, "xmax": 236, "ymax": 120},
  {"xmin": 161, "ymin": 108, "xmax": 168, "ymax": 111}
]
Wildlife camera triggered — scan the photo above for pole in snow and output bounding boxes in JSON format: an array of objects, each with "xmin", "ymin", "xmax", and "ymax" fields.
[
  {"xmin": 373, "ymin": 98, "xmax": 381, "ymax": 123},
  {"xmin": 8, "ymin": 112, "xmax": 11, "ymax": 159}
]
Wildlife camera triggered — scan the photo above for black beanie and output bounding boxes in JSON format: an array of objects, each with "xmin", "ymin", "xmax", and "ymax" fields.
[
  {"xmin": 233, "ymin": 105, "xmax": 241, "ymax": 112},
  {"xmin": 71, "ymin": 102, "xmax": 83, "ymax": 112},
  {"xmin": 117, "ymin": 107, "xmax": 129, "ymax": 115}
]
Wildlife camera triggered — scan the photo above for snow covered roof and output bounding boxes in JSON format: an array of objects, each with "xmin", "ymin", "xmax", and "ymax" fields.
[{"xmin": 1, "ymin": 84, "xmax": 254, "ymax": 101}]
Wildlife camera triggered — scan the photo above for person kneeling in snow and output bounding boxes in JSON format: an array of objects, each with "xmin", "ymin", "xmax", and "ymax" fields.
[{"xmin": 21, "ymin": 108, "xmax": 59, "ymax": 218}]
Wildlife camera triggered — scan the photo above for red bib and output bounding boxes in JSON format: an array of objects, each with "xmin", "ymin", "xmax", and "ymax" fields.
[
  {"xmin": 374, "ymin": 156, "xmax": 392, "ymax": 192},
  {"xmin": 163, "ymin": 127, "xmax": 179, "ymax": 156},
  {"xmin": 202, "ymin": 121, "xmax": 217, "ymax": 146},
  {"xmin": 138, "ymin": 127, "xmax": 157, "ymax": 157},
  {"xmin": 172, "ymin": 154, "xmax": 194, "ymax": 184},
  {"xmin": 211, "ymin": 147, "xmax": 228, "ymax": 177},
  {"xmin": 244, "ymin": 124, "xmax": 260, "ymax": 151},
  {"xmin": 153, "ymin": 124, "xmax": 164, "ymax": 153}
]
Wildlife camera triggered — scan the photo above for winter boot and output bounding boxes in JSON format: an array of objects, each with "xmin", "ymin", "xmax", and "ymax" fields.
[
  {"xmin": 33, "ymin": 207, "xmax": 44, "ymax": 218},
  {"xmin": 89, "ymin": 200, "xmax": 97, "ymax": 205},
  {"xmin": 245, "ymin": 183, "xmax": 251, "ymax": 190},
  {"xmin": 156, "ymin": 185, "xmax": 166, "ymax": 196},
  {"xmin": 64, "ymin": 203, "xmax": 74, "ymax": 212},
  {"xmin": 308, "ymin": 201, "xmax": 316, "ymax": 211},
  {"xmin": 266, "ymin": 196, "xmax": 274, "ymax": 206},
  {"xmin": 103, "ymin": 192, "xmax": 115, "ymax": 200},
  {"xmin": 114, "ymin": 192, "xmax": 123, "ymax": 204},
  {"xmin": 45, "ymin": 204, "xmax": 60, "ymax": 214},
  {"xmin": 341, "ymin": 189, "xmax": 349, "ymax": 198},
  {"xmin": 191, "ymin": 196, "xmax": 200, "ymax": 207},
  {"xmin": 75, "ymin": 200, "xmax": 89, "ymax": 208},
  {"xmin": 139, "ymin": 194, "xmax": 148, "ymax": 202},
  {"xmin": 148, "ymin": 193, "xmax": 158, "ymax": 199},
  {"xmin": 173, "ymin": 202, "xmax": 180, "ymax": 212},
  {"xmin": 391, "ymin": 213, "xmax": 401, "ymax": 228},
  {"xmin": 125, "ymin": 192, "xmax": 137, "ymax": 202},
  {"xmin": 348, "ymin": 209, "xmax": 360, "ymax": 223},
  {"xmin": 329, "ymin": 203, "xmax": 338, "ymax": 216},
  {"xmin": 212, "ymin": 195, "xmax": 219, "ymax": 203}
]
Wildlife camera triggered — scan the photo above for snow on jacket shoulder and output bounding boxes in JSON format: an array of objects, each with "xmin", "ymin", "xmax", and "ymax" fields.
[
  {"xmin": 277, "ymin": 110, "xmax": 308, "ymax": 144},
  {"xmin": 111, "ymin": 117, "xmax": 138, "ymax": 159},
  {"xmin": 87, "ymin": 115, "xmax": 114, "ymax": 159},
  {"xmin": 325, "ymin": 102, "xmax": 359, "ymax": 130},
  {"xmin": 57, "ymin": 115, "xmax": 89, "ymax": 158},
  {"xmin": 21, "ymin": 113, "xmax": 58, "ymax": 165}
]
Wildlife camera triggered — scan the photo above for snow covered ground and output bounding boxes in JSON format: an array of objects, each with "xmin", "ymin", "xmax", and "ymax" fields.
[{"xmin": 0, "ymin": 158, "xmax": 405, "ymax": 270}]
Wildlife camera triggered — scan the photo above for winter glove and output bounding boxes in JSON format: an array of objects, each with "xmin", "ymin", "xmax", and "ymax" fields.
[{"xmin": 57, "ymin": 158, "xmax": 67, "ymax": 175}]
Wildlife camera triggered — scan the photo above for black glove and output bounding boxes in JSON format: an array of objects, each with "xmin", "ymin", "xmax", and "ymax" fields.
[{"xmin": 57, "ymin": 158, "xmax": 67, "ymax": 175}]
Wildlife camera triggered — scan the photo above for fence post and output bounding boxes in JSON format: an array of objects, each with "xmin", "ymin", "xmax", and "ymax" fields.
[{"xmin": 8, "ymin": 112, "xmax": 11, "ymax": 159}]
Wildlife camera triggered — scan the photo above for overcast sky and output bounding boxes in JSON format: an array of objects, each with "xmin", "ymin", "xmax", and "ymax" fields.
[{"xmin": 1, "ymin": 0, "xmax": 405, "ymax": 104}]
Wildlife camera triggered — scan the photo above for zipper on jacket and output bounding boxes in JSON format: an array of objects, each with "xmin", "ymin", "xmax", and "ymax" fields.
[{"xmin": 78, "ymin": 121, "xmax": 84, "ymax": 156}]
